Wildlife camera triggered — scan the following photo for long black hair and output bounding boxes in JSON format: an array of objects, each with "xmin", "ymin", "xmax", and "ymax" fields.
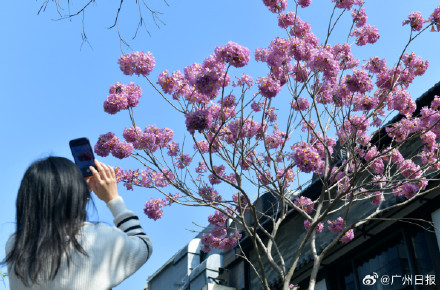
[{"xmin": 3, "ymin": 156, "xmax": 90, "ymax": 285}]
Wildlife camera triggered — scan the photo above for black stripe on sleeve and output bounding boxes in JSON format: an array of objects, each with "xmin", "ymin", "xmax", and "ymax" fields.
[
  {"xmin": 137, "ymin": 236, "xmax": 150, "ymax": 257},
  {"xmin": 116, "ymin": 216, "xmax": 139, "ymax": 228},
  {"xmin": 134, "ymin": 232, "xmax": 147, "ymax": 236},
  {"xmin": 124, "ymin": 225, "xmax": 142, "ymax": 233}
]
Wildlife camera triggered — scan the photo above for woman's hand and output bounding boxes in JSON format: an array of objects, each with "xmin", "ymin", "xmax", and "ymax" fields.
[{"xmin": 85, "ymin": 160, "xmax": 119, "ymax": 203}]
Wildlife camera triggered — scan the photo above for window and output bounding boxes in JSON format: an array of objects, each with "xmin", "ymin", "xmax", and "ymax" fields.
[{"xmin": 327, "ymin": 221, "xmax": 440, "ymax": 290}]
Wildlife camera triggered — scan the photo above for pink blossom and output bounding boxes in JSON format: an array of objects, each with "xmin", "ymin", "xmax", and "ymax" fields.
[
  {"xmin": 399, "ymin": 159, "xmax": 421, "ymax": 179},
  {"xmin": 265, "ymin": 130, "xmax": 287, "ymax": 149},
  {"xmin": 429, "ymin": 6, "xmax": 440, "ymax": 30},
  {"xmin": 251, "ymin": 101, "xmax": 264, "ymax": 112},
  {"xmin": 386, "ymin": 118, "xmax": 419, "ymax": 143},
  {"xmin": 421, "ymin": 131, "xmax": 437, "ymax": 152},
  {"xmin": 111, "ymin": 141, "xmax": 133, "ymax": 159},
  {"xmin": 352, "ymin": 8, "xmax": 367, "ymax": 27},
  {"xmin": 175, "ymin": 153, "xmax": 192, "ymax": 169},
  {"xmin": 185, "ymin": 109, "xmax": 213, "ymax": 135},
  {"xmin": 195, "ymin": 161, "xmax": 208, "ymax": 174},
  {"xmin": 431, "ymin": 95, "xmax": 440, "ymax": 110},
  {"xmin": 291, "ymin": 63, "xmax": 310, "ymax": 82},
  {"xmin": 343, "ymin": 69, "xmax": 373, "ymax": 94},
  {"xmin": 291, "ymin": 97, "xmax": 310, "ymax": 111},
  {"xmin": 151, "ymin": 169, "xmax": 175, "ymax": 187},
  {"xmin": 267, "ymin": 37, "xmax": 293, "ymax": 67},
  {"xmin": 166, "ymin": 141, "xmax": 180, "ymax": 157},
  {"xmin": 402, "ymin": 52, "xmax": 429, "ymax": 77},
  {"xmin": 123, "ymin": 126, "xmax": 142, "ymax": 143},
  {"xmin": 225, "ymin": 118, "xmax": 262, "ymax": 143},
  {"xmin": 233, "ymin": 193, "xmax": 250, "ymax": 212},
  {"xmin": 232, "ymin": 74, "xmax": 254, "ymax": 88},
  {"xmin": 340, "ymin": 229, "xmax": 354, "ymax": 243},
  {"xmin": 351, "ymin": 24, "xmax": 380, "ymax": 46},
  {"xmin": 166, "ymin": 193, "xmax": 180, "ymax": 205},
  {"xmin": 215, "ymin": 41, "xmax": 250, "ymax": 68},
  {"xmin": 194, "ymin": 69, "xmax": 223, "ymax": 97},
  {"xmin": 263, "ymin": 0, "xmax": 288, "ymax": 13},
  {"xmin": 95, "ymin": 132, "xmax": 120, "ymax": 157},
  {"xmin": 119, "ymin": 51, "xmax": 155, "ymax": 76},
  {"xmin": 308, "ymin": 46, "xmax": 340, "ymax": 79},
  {"xmin": 194, "ymin": 140, "xmax": 211, "ymax": 154},
  {"xmin": 297, "ymin": 0, "xmax": 311, "ymax": 8},
  {"xmin": 255, "ymin": 48, "xmax": 269, "ymax": 62},
  {"xmin": 332, "ymin": 44, "xmax": 359, "ymax": 70},
  {"xmin": 276, "ymin": 168, "xmax": 295, "ymax": 187},
  {"xmin": 157, "ymin": 70, "xmax": 187, "ymax": 98},
  {"xmin": 328, "ymin": 217, "xmax": 344, "ymax": 233},
  {"xmin": 294, "ymin": 196, "xmax": 314, "ymax": 213},
  {"xmin": 265, "ymin": 107, "xmax": 278, "ymax": 122},
  {"xmin": 331, "ymin": 0, "xmax": 363, "ymax": 10},
  {"xmin": 256, "ymin": 76, "xmax": 283, "ymax": 98},
  {"xmin": 291, "ymin": 142, "xmax": 322, "ymax": 173},
  {"xmin": 277, "ymin": 12, "xmax": 297, "ymax": 28},
  {"xmin": 209, "ymin": 165, "xmax": 225, "ymax": 185},
  {"xmin": 363, "ymin": 56, "xmax": 387, "ymax": 74},
  {"xmin": 208, "ymin": 210, "xmax": 227, "ymax": 227},
  {"xmin": 144, "ymin": 198, "xmax": 167, "ymax": 220},
  {"xmin": 304, "ymin": 220, "xmax": 323, "ymax": 233},
  {"xmin": 199, "ymin": 185, "xmax": 222, "ymax": 203},
  {"xmin": 393, "ymin": 183, "xmax": 418, "ymax": 199},
  {"xmin": 104, "ymin": 92, "xmax": 128, "ymax": 114},
  {"xmin": 257, "ymin": 170, "xmax": 272, "ymax": 185},
  {"xmin": 289, "ymin": 17, "xmax": 312, "ymax": 39},
  {"xmin": 353, "ymin": 94, "xmax": 379, "ymax": 112},
  {"xmin": 402, "ymin": 11, "xmax": 424, "ymax": 31}
]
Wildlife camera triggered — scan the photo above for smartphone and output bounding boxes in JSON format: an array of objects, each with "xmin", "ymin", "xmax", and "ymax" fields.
[{"xmin": 69, "ymin": 137, "xmax": 95, "ymax": 177}]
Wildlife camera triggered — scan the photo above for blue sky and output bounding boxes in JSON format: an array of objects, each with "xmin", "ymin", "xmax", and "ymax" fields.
[{"xmin": 1, "ymin": 0, "xmax": 439, "ymax": 289}]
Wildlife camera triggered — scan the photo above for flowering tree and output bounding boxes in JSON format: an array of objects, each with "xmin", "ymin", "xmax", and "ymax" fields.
[{"xmin": 95, "ymin": 1, "xmax": 440, "ymax": 289}]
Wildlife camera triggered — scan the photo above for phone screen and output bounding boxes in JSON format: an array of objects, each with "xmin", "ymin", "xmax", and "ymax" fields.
[{"xmin": 70, "ymin": 138, "xmax": 95, "ymax": 176}]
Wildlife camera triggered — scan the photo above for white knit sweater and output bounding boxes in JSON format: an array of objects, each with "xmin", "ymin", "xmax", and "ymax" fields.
[{"xmin": 6, "ymin": 196, "xmax": 152, "ymax": 290}]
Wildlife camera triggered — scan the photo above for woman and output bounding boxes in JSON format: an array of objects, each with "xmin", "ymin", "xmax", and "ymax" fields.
[{"xmin": 3, "ymin": 157, "xmax": 152, "ymax": 289}]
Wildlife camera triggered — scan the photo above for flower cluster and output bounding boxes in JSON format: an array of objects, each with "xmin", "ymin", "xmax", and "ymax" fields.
[
  {"xmin": 429, "ymin": 5, "xmax": 440, "ymax": 30},
  {"xmin": 304, "ymin": 220, "xmax": 324, "ymax": 233},
  {"xmin": 185, "ymin": 109, "xmax": 213, "ymax": 135},
  {"xmin": 352, "ymin": 8, "xmax": 367, "ymax": 27},
  {"xmin": 331, "ymin": 0, "xmax": 363, "ymax": 10},
  {"xmin": 114, "ymin": 167, "xmax": 175, "ymax": 190},
  {"xmin": 290, "ymin": 142, "xmax": 322, "ymax": 173},
  {"xmin": 351, "ymin": 24, "xmax": 380, "ymax": 46},
  {"xmin": 402, "ymin": 11, "xmax": 425, "ymax": 31},
  {"xmin": 291, "ymin": 97, "xmax": 310, "ymax": 111},
  {"xmin": 263, "ymin": 0, "xmax": 287, "ymax": 13},
  {"xmin": 257, "ymin": 76, "xmax": 282, "ymax": 98},
  {"xmin": 343, "ymin": 69, "xmax": 373, "ymax": 94},
  {"xmin": 294, "ymin": 196, "xmax": 314, "ymax": 213},
  {"xmin": 340, "ymin": 229, "xmax": 354, "ymax": 243},
  {"xmin": 119, "ymin": 51, "xmax": 155, "ymax": 76},
  {"xmin": 175, "ymin": 153, "xmax": 192, "ymax": 169},
  {"xmin": 144, "ymin": 198, "xmax": 167, "ymax": 220},
  {"xmin": 327, "ymin": 217, "xmax": 344, "ymax": 233},
  {"xmin": 215, "ymin": 41, "xmax": 250, "ymax": 68},
  {"xmin": 201, "ymin": 231, "xmax": 242, "ymax": 253},
  {"xmin": 232, "ymin": 73, "xmax": 254, "ymax": 88},
  {"xmin": 104, "ymin": 83, "xmax": 142, "ymax": 114},
  {"xmin": 308, "ymin": 46, "xmax": 340, "ymax": 79},
  {"xmin": 201, "ymin": 210, "xmax": 242, "ymax": 252},
  {"xmin": 199, "ymin": 185, "xmax": 222, "ymax": 203}
]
